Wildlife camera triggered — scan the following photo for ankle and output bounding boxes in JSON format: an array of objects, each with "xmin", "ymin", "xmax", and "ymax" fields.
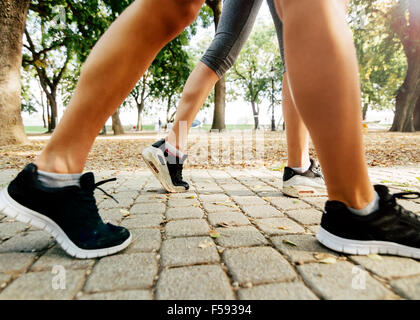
[
  {"xmin": 329, "ymin": 186, "xmax": 376, "ymax": 210},
  {"xmin": 165, "ymin": 137, "xmax": 187, "ymax": 154},
  {"xmin": 35, "ymin": 152, "xmax": 83, "ymax": 175},
  {"xmin": 288, "ymin": 156, "xmax": 311, "ymax": 170}
]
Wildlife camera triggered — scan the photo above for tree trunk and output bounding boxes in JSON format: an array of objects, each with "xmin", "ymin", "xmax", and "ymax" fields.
[
  {"xmin": 0, "ymin": 0, "xmax": 29, "ymax": 145},
  {"xmin": 414, "ymin": 96, "xmax": 420, "ymax": 131},
  {"xmin": 112, "ymin": 109, "xmax": 124, "ymax": 135},
  {"xmin": 136, "ymin": 95, "xmax": 145, "ymax": 131},
  {"xmin": 206, "ymin": 0, "xmax": 226, "ymax": 131},
  {"xmin": 362, "ymin": 102, "xmax": 369, "ymax": 121},
  {"xmin": 251, "ymin": 101, "xmax": 259, "ymax": 130},
  {"xmin": 47, "ymin": 91, "xmax": 58, "ymax": 133},
  {"xmin": 390, "ymin": 0, "xmax": 420, "ymax": 132},
  {"xmin": 390, "ymin": 55, "xmax": 420, "ymax": 132},
  {"xmin": 212, "ymin": 77, "xmax": 226, "ymax": 130}
]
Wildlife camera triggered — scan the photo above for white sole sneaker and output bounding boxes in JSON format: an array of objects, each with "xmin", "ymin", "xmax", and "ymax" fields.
[
  {"xmin": 0, "ymin": 188, "xmax": 132, "ymax": 259},
  {"xmin": 317, "ymin": 226, "xmax": 420, "ymax": 259},
  {"xmin": 142, "ymin": 146, "xmax": 187, "ymax": 193},
  {"xmin": 283, "ymin": 175, "xmax": 326, "ymax": 198}
]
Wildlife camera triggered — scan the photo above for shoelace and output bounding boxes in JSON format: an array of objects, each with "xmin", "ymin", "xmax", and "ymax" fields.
[
  {"xmin": 311, "ymin": 163, "xmax": 323, "ymax": 177},
  {"xmin": 390, "ymin": 191, "xmax": 420, "ymax": 221},
  {"xmin": 94, "ymin": 178, "xmax": 119, "ymax": 204}
]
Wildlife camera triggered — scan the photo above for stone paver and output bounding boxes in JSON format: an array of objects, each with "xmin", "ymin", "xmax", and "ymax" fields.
[
  {"xmin": 166, "ymin": 207, "xmax": 204, "ymax": 220},
  {"xmin": 223, "ymin": 247, "xmax": 297, "ymax": 285},
  {"xmin": 272, "ymin": 234, "xmax": 339, "ymax": 263},
  {"xmin": 350, "ymin": 256, "xmax": 420, "ymax": 280},
  {"xmin": 31, "ymin": 246, "xmax": 95, "ymax": 272},
  {"xmin": 202, "ymin": 202, "xmax": 240, "ymax": 213},
  {"xmin": 238, "ymin": 282, "xmax": 318, "ymax": 300},
  {"xmin": 241, "ymin": 205, "xmax": 284, "ymax": 219},
  {"xmin": 215, "ymin": 226, "xmax": 268, "ymax": 248},
  {"xmin": 0, "ymin": 253, "xmax": 37, "ymax": 275},
  {"xmin": 390, "ymin": 276, "xmax": 420, "ymax": 299},
  {"xmin": 0, "ymin": 231, "xmax": 54, "ymax": 253},
  {"xmin": 120, "ymin": 214, "xmax": 163, "ymax": 229},
  {"xmin": 130, "ymin": 203, "xmax": 166, "ymax": 215},
  {"xmin": 0, "ymin": 222, "xmax": 29, "ymax": 241},
  {"xmin": 123, "ymin": 228, "xmax": 162, "ymax": 253},
  {"xmin": 285, "ymin": 208, "xmax": 323, "ymax": 226},
  {"xmin": 269, "ymin": 197, "xmax": 311, "ymax": 211},
  {"xmin": 78, "ymin": 290, "xmax": 152, "ymax": 300},
  {"xmin": 208, "ymin": 212, "xmax": 250, "ymax": 227},
  {"xmin": 156, "ymin": 265, "xmax": 234, "ymax": 300},
  {"xmin": 0, "ymin": 167, "xmax": 419, "ymax": 300},
  {"xmin": 165, "ymin": 219, "xmax": 210, "ymax": 238},
  {"xmin": 161, "ymin": 237, "xmax": 219, "ymax": 267},
  {"xmin": 254, "ymin": 217, "xmax": 306, "ymax": 236},
  {"xmin": 168, "ymin": 198, "xmax": 200, "ymax": 208},
  {"xmin": 298, "ymin": 262, "xmax": 395, "ymax": 299},
  {"xmin": 84, "ymin": 253, "xmax": 157, "ymax": 292},
  {"xmin": 0, "ymin": 270, "xmax": 86, "ymax": 300}
]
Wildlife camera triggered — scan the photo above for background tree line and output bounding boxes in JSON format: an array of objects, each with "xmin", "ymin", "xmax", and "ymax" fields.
[{"xmin": 0, "ymin": 0, "xmax": 419, "ymax": 146}]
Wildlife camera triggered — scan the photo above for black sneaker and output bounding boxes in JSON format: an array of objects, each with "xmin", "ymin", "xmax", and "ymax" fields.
[
  {"xmin": 142, "ymin": 139, "xmax": 190, "ymax": 193},
  {"xmin": 0, "ymin": 164, "xmax": 131, "ymax": 259},
  {"xmin": 282, "ymin": 158, "xmax": 326, "ymax": 197},
  {"xmin": 317, "ymin": 185, "xmax": 420, "ymax": 258}
]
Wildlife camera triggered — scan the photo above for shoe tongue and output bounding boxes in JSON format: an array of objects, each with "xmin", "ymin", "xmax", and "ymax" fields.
[
  {"xmin": 374, "ymin": 184, "xmax": 392, "ymax": 201},
  {"xmin": 80, "ymin": 172, "xmax": 95, "ymax": 190}
]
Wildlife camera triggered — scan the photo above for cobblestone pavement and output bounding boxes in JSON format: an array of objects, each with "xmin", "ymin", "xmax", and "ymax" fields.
[{"xmin": 0, "ymin": 167, "xmax": 419, "ymax": 300}]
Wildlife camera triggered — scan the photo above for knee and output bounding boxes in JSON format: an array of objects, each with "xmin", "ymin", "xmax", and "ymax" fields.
[{"xmin": 167, "ymin": 0, "xmax": 203, "ymax": 33}]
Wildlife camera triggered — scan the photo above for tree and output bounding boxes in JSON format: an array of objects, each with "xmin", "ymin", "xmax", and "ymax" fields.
[
  {"xmin": 389, "ymin": 0, "xmax": 420, "ymax": 132},
  {"xmin": 128, "ymin": 72, "xmax": 151, "ymax": 131},
  {"xmin": 0, "ymin": 0, "xmax": 29, "ymax": 145},
  {"xmin": 414, "ymin": 98, "xmax": 420, "ymax": 130},
  {"xmin": 205, "ymin": 0, "xmax": 226, "ymax": 131},
  {"xmin": 149, "ymin": 33, "xmax": 192, "ymax": 124},
  {"xmin": 23, "ymin": 1, "xmax": 133, "ymax": 133},
  {"xmin": 350, "ymin": 0, "xmax": 407, "ymax": 121},
  {"xmin": 230, "ymin": 22, "xmax": 283, "ymax": 130},
  {"xmin": 112, "ymin": 108, "xmax": 124, "ymax": 135}
]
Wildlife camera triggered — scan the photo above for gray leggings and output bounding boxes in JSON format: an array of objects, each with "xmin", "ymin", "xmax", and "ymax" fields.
[{"xmin": 201, "ymin": 0, "xmax": 285, "ymax": 78}]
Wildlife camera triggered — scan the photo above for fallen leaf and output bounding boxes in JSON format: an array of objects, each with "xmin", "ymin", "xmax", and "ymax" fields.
[
  {"xmin": 209, "ymin": 230, "xmax": 221, "ymax": 239},
  {"xmin": 277, "ymin": 226, "xmax": 290, "ymax": 230},
  {"xmin": 216, "ymin": 222, "xmax": 238, "ymax": 228},
  {"xmin": 120, "ymin": 209, "xmax": 130, "ymax": 217},
  {"xmin": 318, "ymin": 257, "xmax": 337, "ymax": 264},
  {"xmin": 198, "ymin": 239, "xmax": 214, "ymax": 249},
  {"xmin": 282, "ymin": 239, "xmax": 297, "ymax": 247},
  {"xmin": 185, "ymin": 195, "xmax": 196, "ymax": 199},
  {"xmin": 212, "ymin": 202, "xmax": 237, "ymax": 208}
]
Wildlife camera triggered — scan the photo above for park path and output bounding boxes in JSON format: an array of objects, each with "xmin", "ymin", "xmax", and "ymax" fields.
[{"xmin": 0, "ymin": 167, "xmax": 419, "ymax": 300}]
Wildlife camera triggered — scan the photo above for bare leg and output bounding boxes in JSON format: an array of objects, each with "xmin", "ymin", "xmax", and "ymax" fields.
[
  {"xmin": 282, "ymin": 73, "xmax": 311, "ymax": 169},
  {"xmin": 276, "ymin": 0, "xmax": 374, "ymax": 209},
  {"xmin": 35, "ymin": 0, "xmax": 204, "ymax": 174},
  {"xmin": 166, "ymin": 62, "xmax": 219, "ymax": 153}
]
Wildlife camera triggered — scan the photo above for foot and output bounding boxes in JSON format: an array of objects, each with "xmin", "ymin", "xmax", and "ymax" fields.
[
  {"xmin": 0, "ymin": 164, "xmax": 132, "ymax": 259},
  {"xmin": 317, "ymin": 185, "xmax": 420, "ymax": 259},
  {"xmin": 142, "ymin": 139, "xmax": 190, "ymax": 193},
  {"xmin": 282, "ymin": 158, "xmax": 326, "ymax": 197}
]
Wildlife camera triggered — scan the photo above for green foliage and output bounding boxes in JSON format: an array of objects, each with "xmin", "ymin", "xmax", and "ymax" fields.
[
  {"xmin": 229, "ymin": 21, "xmax": 284, "ymax": 108},
  {"xmin": 349, "ymin": 0, "xmax": 407, "ymax": 117}
]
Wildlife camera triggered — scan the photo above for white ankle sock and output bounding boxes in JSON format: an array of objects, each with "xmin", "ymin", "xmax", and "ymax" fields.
[
  {"xmin": 38, "ymin": 170, "xmax": 82, "ymax": 188},
  {"xmin": 348, "ymin": 191, "xmax": 380, "ymax": 216},
  {"xmin": 292, "ymin": 162, "xmax": 311, "ymax": 174},
  {"xmin": 165, "ymin": 141, "xmax": 186, "ymax": 159}
]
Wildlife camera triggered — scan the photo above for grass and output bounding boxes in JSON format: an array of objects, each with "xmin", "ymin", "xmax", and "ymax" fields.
[{"xmin": 25, "ymin": 126, "xmax": 48, "ymax": 134}]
